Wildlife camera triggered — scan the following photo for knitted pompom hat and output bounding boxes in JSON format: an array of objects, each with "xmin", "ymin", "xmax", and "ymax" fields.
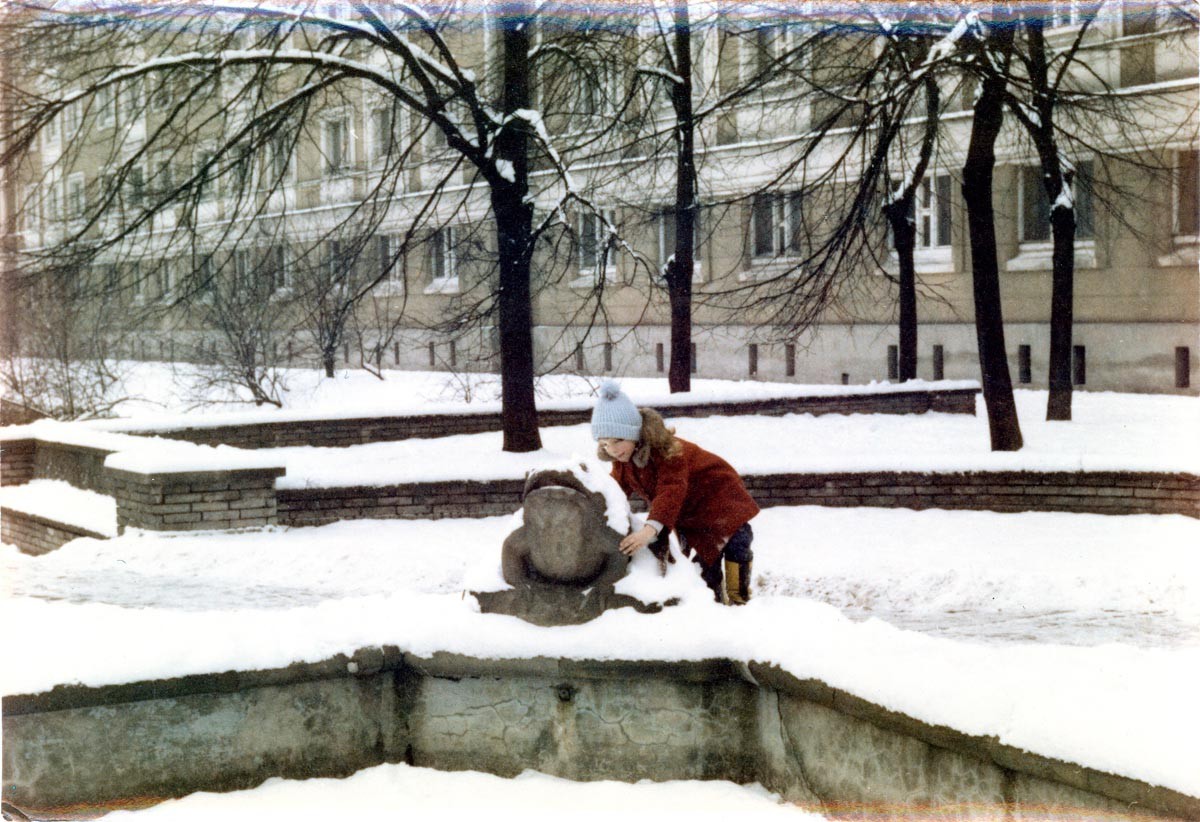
[{"xmin": 591, "ymin": 379, "xmax": 642, "ymax": 441}]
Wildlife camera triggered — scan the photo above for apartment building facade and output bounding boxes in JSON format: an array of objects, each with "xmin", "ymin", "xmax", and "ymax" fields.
[{"xmin": 8, "ymin": 2, "xmax": 1198, "ymax": 394}]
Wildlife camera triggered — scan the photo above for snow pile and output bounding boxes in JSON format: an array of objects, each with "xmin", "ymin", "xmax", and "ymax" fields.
[
  {"xmin": 0, "ymin": 480, "xmax": 118, "ymax": 537},
  {"xmin": 100, "ymin": 763, "xmax": 814, "ymax": 820}
]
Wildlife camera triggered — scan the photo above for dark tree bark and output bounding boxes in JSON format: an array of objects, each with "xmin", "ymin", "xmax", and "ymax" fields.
[
  {"xmin": 1023, "ymin": 19, "xmax": 1076, "ymax": 421},
  {"xmin": 667, "ymin": 0, "xmax": 697, "ymax": 394},
  {"xmin": 961, "ymin": 16, "xmax": 1023, "ymax": 451},
  {"xmin": 883, "ymin": 76, "xmax": 939, "ymax": 383},
  {"xmin": 494, "ymin": 4, "xmax": 541, "ymax": 452}
]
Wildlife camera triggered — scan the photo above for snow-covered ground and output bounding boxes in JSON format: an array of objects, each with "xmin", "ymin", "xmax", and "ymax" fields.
[
  {"xmin": 4, "ymin": 504, "xmax": 1199, "ymax": 797},
  {"xmin": 99, "ymin": 763, "xmax": 818, "ymax": 821},
  {"xmin": 2, "ymin": 366, "xmax": 1198, "ymax": 807}
]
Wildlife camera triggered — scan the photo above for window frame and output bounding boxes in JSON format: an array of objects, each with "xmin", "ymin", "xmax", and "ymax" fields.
[
  {"xmin": 1018, "ymin": 161, "xmax": 1094, "ymax": 244},
  {"xmin": 576, "ymin": 208, "xmax": 618, "ymax": 284},
  {"xmin": 322, "ymin": 111, "xmax": 353, "ymax": 175},
  {"xmin": 67, "ymin": 172, "xmax": 86, "ymax": 220},
  {"xmin": 425, "ymin": 226, "xmax": 460, "ymax": 294},
  {"xmin": 750, "ymin": 190, "xmax": 803, "ymax": 261}
]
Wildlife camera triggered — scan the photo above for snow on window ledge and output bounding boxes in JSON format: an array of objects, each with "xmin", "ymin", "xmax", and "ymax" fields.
[
  {"xmin": 372, "ymin": 281, "xmax": 406, "ymax": 297},
  {"xmin": 882, "ymin": 247, "xmax": 955, "ymax": 275},
  {"xmin": 1156, "ymin": 235, "xmax": 1199, "ymax": 268},
  {"xmin": 1006, "ymin": 240, "xmax": 1097, "ymax": 273},
  {"xmin": 741, "ymin": 256, "xmax": 801, "ymax": 282},
  {"xmin": 569, "ymin": 269, "xmax": 616, "ymax": 290},
  {"xmin": 423, "ymin": 276, "xmax": 460, "ymax": 295}
]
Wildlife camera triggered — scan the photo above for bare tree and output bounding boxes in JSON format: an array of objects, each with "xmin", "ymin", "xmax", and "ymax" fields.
[
  {"xmin": 0, "ymin": 1, "xmax": 640, "ymax": 452},
  {"xmin": 959, "ymin": 6, "xmax": 1023, "ymax": 450}
]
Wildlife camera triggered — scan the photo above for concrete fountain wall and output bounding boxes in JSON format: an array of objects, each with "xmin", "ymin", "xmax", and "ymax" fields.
[{"xmin": 4, "ymin": 650, "xmax": 1195, "ymax": 820}]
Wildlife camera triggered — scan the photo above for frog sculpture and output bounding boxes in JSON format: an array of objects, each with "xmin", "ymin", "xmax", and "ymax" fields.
[{"xmin": 473, "ymin": 468, "xmax": 662, "ymax": 626}]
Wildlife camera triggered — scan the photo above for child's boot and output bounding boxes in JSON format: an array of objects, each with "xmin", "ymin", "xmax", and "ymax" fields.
[{"xmin": 723, "ymin": 559, "xmax": 751, "ymax": 605}]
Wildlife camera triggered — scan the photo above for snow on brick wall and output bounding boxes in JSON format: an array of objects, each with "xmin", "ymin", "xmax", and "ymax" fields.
[{"xmin": 131, "ymin": 389, "xmax": 979, "ymax": 450}]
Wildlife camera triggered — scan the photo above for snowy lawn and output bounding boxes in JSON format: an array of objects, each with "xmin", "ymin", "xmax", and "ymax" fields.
[
  {"xmin": 4, "ymin": 505, "xmax": 1199, "ymax": 797},
  {"xmin": 98, "ymin": 763, "xmax": 818, "ymax": 820},
  {"xmin": 270, "ymin": 391, "xmax": 1198, "ymax": 489}
]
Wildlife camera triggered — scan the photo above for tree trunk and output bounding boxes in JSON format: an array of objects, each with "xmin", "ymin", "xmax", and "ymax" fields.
[
  {"xmin": 667, "ymin": 0, "xmax": 696, "ymax": 394},
  {"xmin": 322, "ymin": 350, "xmax": 335, "ymax": 378},
  {"xmin": 885, "ymin": 203, "xmax": 918, "ymax": 382},
  {"xmin": 1046, "ymin": 204, "xmax": 1075, "ymax": 420},
  {"xmin": 494, "ymin": 4, "xmax": 541, "ymax": 452},
  {"xmin": 961, "ymin": 38, "xmax": 1023, "ymax": 451}
]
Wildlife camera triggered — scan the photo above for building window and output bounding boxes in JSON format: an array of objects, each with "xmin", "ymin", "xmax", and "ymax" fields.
[
  {"xmin": 127, "ymin": 166, "xmax": 145, "ymax": 208},
  {"xmin": 369, "ymin": 104, "xmax": 399, "ymax": 163},
  {"xmin": 932, "ymin": 345, "xmax": 945, "ymax": 380},
  {"xmin": 1020, "ymin": 161, "xmax": 1094, "ymax": 242},
  {"xmin": 194, "ymin": 147, "xmax": 216, "ymax": 202},
  {"xmin": 887, "ymin": 345, "xmax": 899, "ymax": 380},
  {"xmin": 268, "ymin": 132, "xmax": 293, "ymax": 184},
  {"xmin": 575, "ymin": 345, "xmax": 585, "ymax": 371},
  {"xmin": 690, "ymin": 343, "xmax": 697, "ymax": 374},
  {"xmin": 323, "ymin": 114, "xmax": 350, "ymax": 174},
  {"xmin": 1018, "ymin": 344, "xmax": 1032, "ymax": 384},
  {"xmin": 377, "ymin": 234, "xmax": 402, "ymax": 285},
  {"xmin": 752, "ymin": 18, "xmax": 804, "ymax": 78},
  {"xmin": 658, "ymin": 206, "xmax": 703, "ymax": 281},
  {"xmin": 785, "ymin": 343, "xmax": 796, "ymax": 377},
  {"xmin": 917, "ymin": 174, "xmax": 953, "ymax": 248},
  {"xmin": 150, "ymin": 151, "xmax": 173, "ymax": 198},
  {"xmin": 748, "ymin": 343, "xmax": 758, "ymax": 376},
  {"xmin": 154, "ymin": 260, "xmax": 173, "ymax": 301},
  {"xmin": 427, "ymin": 226, "xmax": 459, "ymax": 292},
  {"xmin": 603, "ymin": 342, "xmax": 613, "ymax": 372},
  {"xmin": 267, "ymin": 245, "xmax": 290, "ymax": 292},
  {"xmin": 581, "ymin": 57, "xmax": 621, "ymax": 119},
  {"xmin": 234, "ymin": 249, "xmax": 252, "ymax": 293},
  {"xmin": 67, "ymin": 173, "xmax": 86, "ymax": 219},
  {"xmin": 1175, "ymin": 150, "xmax": 1198, "ymax": 237},
  {"xmin": 751, "ymin": 191, "xmax": 803, "ymax": 258},
  {"xmin": 656, "ymin": 342, "xmax": 664, "ymax": 373},
  {"xmin": 1176, "ymin": 347, "xmax": 1191, "ymax": 389},
  {"xmin": 578, "ymin": 209, "xmax": 616, "ymax": 278},
  {"xmin": 1072, "ymin": 345, "xmax": 1087, "ymax": 386},
  {"xmin": 98, "ymin": 85, "xmax": 116, "ymax": 128}
]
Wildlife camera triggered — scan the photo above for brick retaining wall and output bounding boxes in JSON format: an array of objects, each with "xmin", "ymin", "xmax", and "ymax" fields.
[
  {"xmin": 278, "ymin": 479, "xmax": 525, "ymax": 526},
  {"xmin": 278, "ymin": 469, "xmax": 1200, "ymax": 526},
  {"xmin": 1, "ymin": 439, "xmax": 36, "ymax": 486},
  {"xmin": 132, "ymin": 388, "xmax": 979, "ymax": 449},
  {"xmin": 109, "ymin": 467, "xmax": 286, "ymax": 533},
  {"xmin": 0, "ymin": 508, "xmax": 109, "ymax": 555},
  {"xmin": 742, "ymin": 470, "xmax": 1200, "ymax": 517}
]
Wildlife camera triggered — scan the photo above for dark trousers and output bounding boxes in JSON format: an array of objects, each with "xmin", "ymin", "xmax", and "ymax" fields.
[{"xmin": 650, "ymin": 523, "xmax": 754, "ymax": 601}]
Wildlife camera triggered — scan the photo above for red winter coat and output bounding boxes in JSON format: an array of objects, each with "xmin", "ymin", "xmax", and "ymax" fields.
[{"xmin": 610, "ymin": 438, "xmax": 760, "ymax": 567}]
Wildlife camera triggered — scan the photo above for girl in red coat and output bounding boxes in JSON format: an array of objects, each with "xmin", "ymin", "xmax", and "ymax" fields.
[{"xmin": 592, "ymin": 379, "xmax": 759, "ymax": 605}]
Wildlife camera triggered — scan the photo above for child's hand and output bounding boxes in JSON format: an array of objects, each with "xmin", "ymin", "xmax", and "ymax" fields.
[{"xmin": 619, "ymin": 525, "xmax": 657, "ymax": 556}]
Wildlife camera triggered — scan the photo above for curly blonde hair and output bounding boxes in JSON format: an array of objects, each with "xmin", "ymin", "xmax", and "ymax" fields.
[{"xmin": 638, "ymin": 408, "xmax": 683, "ymax": 460}]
